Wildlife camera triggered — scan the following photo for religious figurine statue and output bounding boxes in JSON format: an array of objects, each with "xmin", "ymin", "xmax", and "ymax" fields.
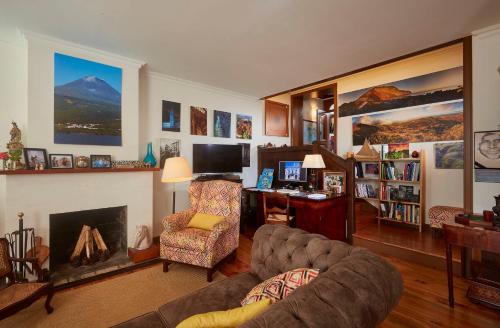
[
  {"xmin": 6, "ymin": 121, "xmax": 24, "ymax": 170},
  {"xmin": 10, "ymin": 121, "xmax": 21, "ymax": 143}
]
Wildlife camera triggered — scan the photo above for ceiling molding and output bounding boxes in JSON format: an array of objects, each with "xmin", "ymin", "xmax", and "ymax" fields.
[
  {"xmin": 21, "ymin": 30, "xmax": 146, "ymax": 69},
  {"xmin": 144, "ymin": 70, "xmax": 259, "ymax": 102},
  {"xmin": 472, "ymin": 23, "xmax": 500, "ymax": 38}
]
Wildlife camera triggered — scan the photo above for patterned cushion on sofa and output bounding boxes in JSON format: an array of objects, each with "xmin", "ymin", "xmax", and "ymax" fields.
[
  {"xmin": 241, "ymin": 268, "xmax": 319, "ymax": 306},
  {"xmin": 162, "ymin": 228, "xmax": 211, "ymax": 252}
]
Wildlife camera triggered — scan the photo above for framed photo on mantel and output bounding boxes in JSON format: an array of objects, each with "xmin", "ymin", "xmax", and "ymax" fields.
[{"xmin": 264, "ymin": 100, "xmax": 289, "ymax": 137}]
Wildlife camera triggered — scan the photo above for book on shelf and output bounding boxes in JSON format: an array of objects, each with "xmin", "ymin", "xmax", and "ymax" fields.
[
  {"xmin": 384, "ymin": 202, "xmax": 420, "ymax": 224},
  {"xmin": 381, "ymin": 161, "xmax": 420, "ymax": 181},
  {"xmin": 380, "ymin": 184, "xmax": 420, "ymax": 203},
  {"xmin": 354, "ymin": 162, "xmax": 363, "ymax": 178},
  {"xmin": 380, "ymin": 203, "xmax": 388, "ymax": 217},
  {"xmin": 355, "ymin": 183, "xmax": 377, "ymax": 198}
]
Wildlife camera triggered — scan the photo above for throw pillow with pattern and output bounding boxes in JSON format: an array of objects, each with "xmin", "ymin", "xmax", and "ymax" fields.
[{"xmin": 241, "ymin": 268, "xmax": 319, "ymax": 305}]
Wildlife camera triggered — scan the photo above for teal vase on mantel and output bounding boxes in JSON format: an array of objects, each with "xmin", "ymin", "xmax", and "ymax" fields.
[{"xmin": 143, "ymin": 142, "xmax": 157, "ymax": 167}]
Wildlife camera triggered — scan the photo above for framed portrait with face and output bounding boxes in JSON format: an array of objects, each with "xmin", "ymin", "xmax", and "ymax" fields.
[
  {"xmin": 474, "ymin": 130, "xmax": 500, "ymax": 169},
  {"xmin": 474, "ymin": 130, "xmax": 500, "ymax": 183}
]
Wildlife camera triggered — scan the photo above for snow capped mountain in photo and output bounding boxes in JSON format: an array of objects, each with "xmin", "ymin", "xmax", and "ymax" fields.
[{"xmin": 55, "ymin": 76, "xmax": 121, "ymax": 106}]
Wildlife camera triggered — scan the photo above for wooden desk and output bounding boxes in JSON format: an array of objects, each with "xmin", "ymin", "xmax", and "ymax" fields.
[
  {"xmin": 242, "ymin": 189, "xmax": 347, "ymax": 241},
  {"xmin": 444, "ymin": 222, "xmax": 500, "ymax": 309}
]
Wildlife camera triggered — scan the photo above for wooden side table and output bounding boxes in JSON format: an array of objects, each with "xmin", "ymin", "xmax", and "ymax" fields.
[{"xmin": 443, "ymin": 222, "xmax": 500, "ymax": 309}]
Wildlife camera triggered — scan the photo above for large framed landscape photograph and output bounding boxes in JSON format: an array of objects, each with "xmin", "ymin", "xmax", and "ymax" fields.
[
  {"xmin": 54, "ymin": 53, "xmax": 122, "ymax": 146},
  {"xmin": 338, "ymin": 66, "xmax": 463, "ymax": 117},
  {"xmin": 352, "ymin": 100, "xmax": 463, "ymax": 145}
]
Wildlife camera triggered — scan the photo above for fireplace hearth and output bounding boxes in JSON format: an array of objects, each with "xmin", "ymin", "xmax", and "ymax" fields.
[{"xmin": 49, "ymin": 206, "xmax": 131, "ymax": 285}]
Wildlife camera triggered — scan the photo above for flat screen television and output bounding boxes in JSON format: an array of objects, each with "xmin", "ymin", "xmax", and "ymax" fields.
[
  {"xmin": 193, "ymin": 144, "xmax": 243, "ymax": 173},
  {"xmin": 278, "ymin": 161, "xmax": 307, "ymax": 182}
]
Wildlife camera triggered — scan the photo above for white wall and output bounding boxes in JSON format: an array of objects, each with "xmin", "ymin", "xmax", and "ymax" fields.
[
  {"xmin": 472, "ymin": 25, "xmax": 500, "ymax": 212},
  {"xmin": 139, "ymin": 71, "xmax": 289, "ymax": 236},
  {"xmin": 24, "ymin": 32, "xmax": 144, "ymax": 160},
  {"xmin": 0, "ymin": 31, "xmax": 290, "ymax": 238},
  {"xmin": 0, "ymin": 39, "xmax": 27, "ymax": 153}
]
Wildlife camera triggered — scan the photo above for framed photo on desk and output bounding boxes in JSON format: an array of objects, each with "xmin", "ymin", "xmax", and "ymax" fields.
[{"xmin": 323, "ymin": 171, "xmax": 345, "ymax": 192}]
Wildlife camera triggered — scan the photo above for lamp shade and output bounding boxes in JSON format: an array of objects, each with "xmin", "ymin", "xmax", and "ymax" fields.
[
  {"xmin": 302, "ymin": 154, "xmax": 326, "ymax": 169},
  {"xmin": 161, "ymin": 157, "xmax": 193, "ymax": 183}
]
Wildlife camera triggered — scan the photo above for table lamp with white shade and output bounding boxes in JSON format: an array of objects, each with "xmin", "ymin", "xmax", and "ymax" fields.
[
  {"xmin": 161, "ymin": 156, "xmax": 193, "ymax": 213},
  {"xmin": 302, "ymin": 154, "xmax": 325, "ymax": 192}
]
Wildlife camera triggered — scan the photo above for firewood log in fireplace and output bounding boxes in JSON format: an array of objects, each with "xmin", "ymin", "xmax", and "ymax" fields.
[
  {"xmin": 92, "ymin": 228, "xmax": 110, "ymax": 261},
  {"xmin": 70, "ymin": 225, "xmax": 110, "ymax": 267}
]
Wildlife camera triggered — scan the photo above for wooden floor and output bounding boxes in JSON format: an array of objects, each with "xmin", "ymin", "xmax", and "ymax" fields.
[
  {"xmin": 220, "ymin": 229, "xmax": 500, "ymax": 327},
  {"xmin": 354, "ymin": 218, "xmax": 462, "ymax": 261}
]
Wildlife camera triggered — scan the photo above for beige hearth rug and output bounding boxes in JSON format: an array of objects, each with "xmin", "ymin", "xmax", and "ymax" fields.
[{"xmin": 1, "ymin": 263, "xmax": 225, "ymax": 328}]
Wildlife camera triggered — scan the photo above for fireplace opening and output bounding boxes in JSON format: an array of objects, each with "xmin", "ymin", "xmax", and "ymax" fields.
[{"xmin": 49, "ymin": 206, "xmax": 129, "ymax": 285}]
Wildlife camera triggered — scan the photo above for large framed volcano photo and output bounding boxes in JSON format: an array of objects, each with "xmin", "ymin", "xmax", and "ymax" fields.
[{"xmin": 54, "ymin": 53, "xmax": 123, "ymax": 146}]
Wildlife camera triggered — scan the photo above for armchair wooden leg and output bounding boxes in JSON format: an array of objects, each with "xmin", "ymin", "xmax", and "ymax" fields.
[
  {"xmin": 207, "ymin": 268, "xmax": 214, "ymax": 282},
  {"xmin": 45, "ymin": 285, "xmax": 54, "ymax": 314},
  {"xmin": 163, "ymin": 260, "xmax": 170, "ymax": 273}
]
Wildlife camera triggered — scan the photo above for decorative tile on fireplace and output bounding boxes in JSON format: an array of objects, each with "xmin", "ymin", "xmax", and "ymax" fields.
[{"xmin": 49, "ymin": 206, "xmax": 131, "ymax": 286}]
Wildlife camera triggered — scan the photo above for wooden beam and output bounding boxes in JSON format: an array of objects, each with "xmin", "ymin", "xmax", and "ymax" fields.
[{"xmin": 463, "ymin": 36, "xmax": 473, "ymax": 213}]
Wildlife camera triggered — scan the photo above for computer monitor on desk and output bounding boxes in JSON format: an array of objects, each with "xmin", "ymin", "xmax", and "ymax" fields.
[{"xmin": 278, "ymin": 161, "xmax": 307, "ymax": 183}]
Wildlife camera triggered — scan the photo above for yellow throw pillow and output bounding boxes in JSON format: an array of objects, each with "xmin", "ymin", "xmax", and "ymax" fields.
[
  {"xmin": 176, "ymin": 298, "xmax": 270, "ymax": 328},
  {"xmin": 187, "ymin": 213, "xmax": 224, "ymax": 231}
]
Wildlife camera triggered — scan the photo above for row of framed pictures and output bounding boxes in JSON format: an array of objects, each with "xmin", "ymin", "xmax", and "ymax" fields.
[
  {"xmin": 23, "ymin": 148, "xmax": 111, "ymax": 169},
  {"xmin": 162, "ymin": 100, "xmax": 253, "ymax": 139}
]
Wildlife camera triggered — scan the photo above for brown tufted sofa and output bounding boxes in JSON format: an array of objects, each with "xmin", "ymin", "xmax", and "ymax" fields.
[{"xmin": 115, "ymin": 225, "xmax": 403, "ymax": 328}]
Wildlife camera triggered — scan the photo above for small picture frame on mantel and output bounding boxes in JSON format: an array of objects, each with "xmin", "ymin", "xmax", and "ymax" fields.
[
  {"xmin": 90, "ymin": 155, "xmax": 112, "ymax": 169},
  {"xmin": 23, "ymin": 148, "xmax": 49, "ymax": 170},
  {"xmin": 49, "ymin": 154, "xmax": 74, "ymax": 169}
]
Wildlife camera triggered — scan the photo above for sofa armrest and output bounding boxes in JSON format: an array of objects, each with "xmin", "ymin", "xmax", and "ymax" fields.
[
  {"xmin": 162, "ymin": 209, "xmax": 195, "ymax": 232},
  {"xmin": 241, "ymin": 249, "xmax": 403, "ymax": 328}
]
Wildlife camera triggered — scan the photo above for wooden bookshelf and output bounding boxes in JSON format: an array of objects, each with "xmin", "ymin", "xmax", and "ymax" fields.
[{"xmin": 355, "ymin": 151, "xmax": 425, "ymax": 232}]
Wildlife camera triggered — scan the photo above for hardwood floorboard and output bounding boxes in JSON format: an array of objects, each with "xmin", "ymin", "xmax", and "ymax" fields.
[{"xmin": 220, "ymin": 231, "xmax": 500, "ymax": 328}]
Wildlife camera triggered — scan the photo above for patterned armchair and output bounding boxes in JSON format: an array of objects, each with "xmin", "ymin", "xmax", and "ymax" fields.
[{"xmin": 160, "ymin": 180, "xmax": 242, "ymax": 281}]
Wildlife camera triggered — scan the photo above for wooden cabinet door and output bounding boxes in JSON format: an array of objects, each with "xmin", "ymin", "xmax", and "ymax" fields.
[
  {"xmin": 319, "ymin": 199, "xmax": 347, "ymax": 241},
  {"xmin": 265, "ymin": 100, "xmax": 289, "ymax": 137}
]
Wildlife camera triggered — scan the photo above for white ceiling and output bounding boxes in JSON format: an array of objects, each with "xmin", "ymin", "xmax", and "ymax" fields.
[{"xmin": 1, "ymin": 0, "xmax": 500, "ymax": 98}]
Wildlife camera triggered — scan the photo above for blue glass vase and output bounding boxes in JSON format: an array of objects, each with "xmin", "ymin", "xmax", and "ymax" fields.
[{"xmin": 143, "ymin": 142, "xmax": 157, "ymax": 167}]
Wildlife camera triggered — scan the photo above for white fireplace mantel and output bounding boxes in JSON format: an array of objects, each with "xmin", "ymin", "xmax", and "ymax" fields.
[{"xmin": 0, "ymin": 169, "xmax": 155, "ymax": 256}]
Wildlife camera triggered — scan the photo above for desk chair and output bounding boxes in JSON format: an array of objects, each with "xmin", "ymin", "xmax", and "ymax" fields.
[{"xmin": 263, "ymin": 192, "xmax": 294, "ymax": 226}]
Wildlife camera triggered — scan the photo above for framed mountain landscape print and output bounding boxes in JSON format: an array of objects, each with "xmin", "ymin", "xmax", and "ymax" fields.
[{"xmin": 54, "ymin": 53, "xmax": 122, "ymax": 146}]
